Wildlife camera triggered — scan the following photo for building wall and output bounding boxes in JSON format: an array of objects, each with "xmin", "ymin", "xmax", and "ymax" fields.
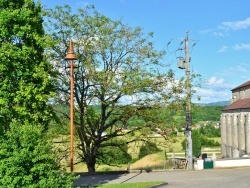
[
  {"xmin": 221, "ymin": 111, "xmax": 250, "ymax": 158},
  {"xmin": 232, "ymin": 86, "xmax": 250, "ymax": 103},
  {"xmin": 245, "ymin": 87, "xmax": 250, "ymax": 98}
]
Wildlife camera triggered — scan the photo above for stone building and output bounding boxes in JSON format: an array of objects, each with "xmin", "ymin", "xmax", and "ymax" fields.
[{"xmin": 221, "ymin": 80, "xmax": 250, "ymax": 158}]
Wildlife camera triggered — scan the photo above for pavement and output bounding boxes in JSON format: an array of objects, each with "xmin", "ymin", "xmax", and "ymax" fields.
[{"xmin": 74, "ymin": 167, "xmax": 250, "ymax": 187}]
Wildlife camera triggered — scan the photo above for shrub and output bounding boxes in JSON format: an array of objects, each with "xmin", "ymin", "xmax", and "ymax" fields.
[
  {"xmin": 199, "ymin": 124, "xmax": 221, "ymax": 137},
  {"xmin": 0, "ymin": 122, "xmax": 76, "ymax": 187},
  {"xmin": 192, "ymin": 130, "xmax": 201, "ymax": 158},
  {"xmin": 182, "ymin": 130, "xmax": 219, "ymax": 157},
  {"xmin": 201, "ymin": 135, "xmax": 220, "ymax": 147},
  {"xmin": 138, "ymin": 141, "xmax": 161, "ymax": 159},
  {"xmin": 181, "ymin": 138, "xmax": 186, "ymax": 153}
]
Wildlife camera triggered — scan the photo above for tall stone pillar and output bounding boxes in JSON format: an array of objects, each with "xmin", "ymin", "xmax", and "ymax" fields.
[
  {"xmin": 232, "ymin": 114, "xmax": 239, "ymax": 158},
  {"xmin": 226, "ymin": 114, "xmax": 232, "ymax": 158},
  {"xmin": 245, "ymin": 114, "xmax": 250, "ymax": 155},
  {"xmin": 238, "ymin": 113, "xmax": 246, "ymax": 156},
  {"xmin": 220, "ymin": 114, "xmax": 227, "ymax": 157}
]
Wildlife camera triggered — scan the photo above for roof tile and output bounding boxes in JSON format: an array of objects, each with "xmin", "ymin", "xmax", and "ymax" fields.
[
  {"xmin": 232, "ymin": 80, "xmax": 250, "ymax": 91},
  {"xmin": 223, "ymin": 98, "xmax": 250, "ymax": 111}
]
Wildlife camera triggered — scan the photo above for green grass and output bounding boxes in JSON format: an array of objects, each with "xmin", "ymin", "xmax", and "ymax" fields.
[
  {"xmin": 97, "ymin": 181, "xmax": 166, "ymax": 188},
  {"xmin": 60, "ymin": 134, "xmax": 221, "ymax": 172},
  {"xmin": 127, "ymin": 136, "xmax": 186, "ymax": 159}
]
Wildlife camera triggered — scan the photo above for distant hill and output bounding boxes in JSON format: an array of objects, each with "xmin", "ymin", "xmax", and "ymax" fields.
[{"xmin": 198, "ymin": 101, "xmax": 230, "ymax": 107}]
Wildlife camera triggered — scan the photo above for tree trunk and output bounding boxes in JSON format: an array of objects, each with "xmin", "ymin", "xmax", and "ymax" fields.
[{"xmin": 86, "ymin": 155, "xmax": 96, "ymax": 173}]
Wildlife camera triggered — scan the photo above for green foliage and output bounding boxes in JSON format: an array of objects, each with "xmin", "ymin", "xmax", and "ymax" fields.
[
  {"xmin": 97, "ymin": 139, "xmax": 132, "ymax": 165},
  {"xmin": 0, "ymin": 0, "xmax": 56, "ymax": 130},
  {"xmin": 192, "ymin": 130, "xmax": 201, "ymax": 158},
  {"xmin": 44, "ymin": 5, "xmax": 183, "ymax": 172},
  {"xmin": 192, "ymin": 105, "xmax": 224, "ymax": 123},
  {"xmin": 201, "ymin": 135, "xmax": 220, "ymax": 147},
  {"xmin": 0, "ymin": 122, "xmax": 76, "ymax": 187},
  {"xmin": 199, "ymin": 124, "xmax": 220, "ymax": 137},
  {"xmin": 127, "ymin": 116, "xmax": 146, "ymax": 128},
  {"xmin": 138, "ymin": 141, "xmax": 161, "ymax": 159},
  {"xmin": 181, "ymin": 138, "xmax": 186, "ymax": 153},
  {"xmin": 165, "ymin": 100, "xmax": 186, "ymax": 130},
  {"xmin": 181, "ymin": 129, "xmax": 219, "ymax": 156}
]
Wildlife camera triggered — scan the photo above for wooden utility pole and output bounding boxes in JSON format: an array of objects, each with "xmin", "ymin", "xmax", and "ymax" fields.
[
  {"xmin": 177, "ymin": 31, "xmax": 193, "ymax": 169},
  {"xmin": 184, "ymin": 31, "xmax": 193, "ymax": 170}
]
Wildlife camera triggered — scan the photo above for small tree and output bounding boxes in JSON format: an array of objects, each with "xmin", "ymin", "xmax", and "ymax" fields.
[
  {"xmin": 192, "ymin": 129, "xmax": 201, "ymax": 158},
  {"xmin": 0, "ymin": 122, "xmax": 76, "ymax": 188}
]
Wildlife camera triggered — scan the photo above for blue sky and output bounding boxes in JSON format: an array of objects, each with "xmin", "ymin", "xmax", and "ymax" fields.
[{"xmin": 41, "ymin": 0, "xmax": 250, "ymax": 103}]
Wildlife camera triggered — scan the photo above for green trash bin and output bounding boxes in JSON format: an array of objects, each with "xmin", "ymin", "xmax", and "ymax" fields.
[{"xmin": 203, "ymin": 158, "xmax": 213, "ymax": 169}]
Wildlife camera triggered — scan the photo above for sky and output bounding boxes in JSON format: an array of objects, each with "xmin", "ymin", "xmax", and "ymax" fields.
[{"xmin": 41, "ymin": 0, "xmax": 250, "ymax": 104}]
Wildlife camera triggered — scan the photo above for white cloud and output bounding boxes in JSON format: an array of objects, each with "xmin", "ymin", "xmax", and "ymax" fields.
[
  {"xmin": 193, "ymin": 76, "xmax": 233, "ymax": 103},
  {"xmin": 217, "ymin": 43, "xmax": 250, "ymax": 53},
  {"xmin": 221, "ymin": 17, "xmax": 250, "ymax": 30},
  {"xmin": 213, "ymin": 31, "xmax": 226, "ymax": 37},
  {"xmin": 218, "ymin": 43, "xmax": 250, "ymax": 52},
  {"xmin": 200, "ymin": 17, "xmax": 250, "ymax": 36},
  {"xmin": 236, "ymin": 65, "xmax": 248, "ymax": 73},
  {"xmin": 215, "ymin": 64, "xmax": 249, "ymax": 77},
  {"xmin": 218, "ymin": 45, "xmax": 228, "ymax": 53},
  {"xmin": 233, "ymin": 43, "xmax": 250, "ymax": 51},
  {"xmin": 207, "ymin": 76, "xmax": 224, "ymax": 85},
  {"xmin": 193, "ymin": 87, "xmax": 230, "ymax": 103},
  {"xmin": 206, "ymin": 76, "xmax": 232, "ymax": 89}
]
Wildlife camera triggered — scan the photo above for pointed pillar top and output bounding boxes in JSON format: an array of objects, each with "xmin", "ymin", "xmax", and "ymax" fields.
[{"xmin": 65, "ymin": 39, "xmax": 77, "ymax": 60}]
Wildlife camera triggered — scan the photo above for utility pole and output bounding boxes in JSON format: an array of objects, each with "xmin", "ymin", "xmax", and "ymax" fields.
[
  {"xmin": 177, "ymin": 31, "xmax": 193, "ymax": 169},
  {"xmin": 185, "ymin": 31, "xmax": 193, "ymax": 169}
]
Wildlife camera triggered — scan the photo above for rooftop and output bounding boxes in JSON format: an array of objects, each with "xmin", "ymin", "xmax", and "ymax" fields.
[
  {"xmin": 232, "ymin": 80, "xmax": 250, "ymax": 91},
  {"xmin": 223, "ymin": 98, "xmax": 250, "ymax": 111}
]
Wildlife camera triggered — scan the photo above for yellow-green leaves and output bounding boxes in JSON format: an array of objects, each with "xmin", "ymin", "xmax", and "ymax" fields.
[{"xmin": 0, "ymin": 0, "xmax": 56, "ymax": 129}]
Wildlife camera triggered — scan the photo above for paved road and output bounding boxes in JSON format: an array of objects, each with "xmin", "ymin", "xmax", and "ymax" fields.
[{"xmin": 75, "ymin": 167, "xmax": 250, "ymax": 187}]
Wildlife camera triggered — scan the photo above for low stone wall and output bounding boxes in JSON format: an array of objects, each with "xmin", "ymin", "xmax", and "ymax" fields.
[
  {"xmin": 195, "ymin": 158, "xmax": 250, "ymax": 170},
  {"xmin": 214, "ymin": 158, "xmax": 250, "ymax": 168}
]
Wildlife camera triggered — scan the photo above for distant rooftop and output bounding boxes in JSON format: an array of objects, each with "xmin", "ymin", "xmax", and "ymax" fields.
[{"xmin": 232, "ymin": 80, "xmax": 250, "ymax": 91}]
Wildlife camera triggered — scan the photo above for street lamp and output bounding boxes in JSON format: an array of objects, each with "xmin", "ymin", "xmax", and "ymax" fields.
[{"xmin": 65, "ymin": 39, "xmax": 77, "ymax": 172}]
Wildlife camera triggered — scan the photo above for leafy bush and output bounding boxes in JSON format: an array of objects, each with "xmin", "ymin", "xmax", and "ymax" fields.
[
  {"xmin": 138, "ymin": 141, "xmax": 161, "ymax": 159},
  {"xmin": 201, "ymin": 135, "xmax": 220, "ymax": 147},
  {"xmin": 181, "ymin": 130, "xmax": 218, "ymax": 157},
  {"xmin": 192, "ymin": 130, "xmax": 201, "ymax": 158},
  {"xmin": 199, "ymin": 124, "xmax": 220, "ymax": 137},
  {"xmin": 0, "ymin": 122, "xmax": 76, "ymax": 188},
  {"xmin": 181, "ymin": 138, "xmax": 186, "ymax": 153}
]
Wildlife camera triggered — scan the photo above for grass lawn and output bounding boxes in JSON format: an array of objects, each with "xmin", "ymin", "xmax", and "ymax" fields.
[{"xmin": 68, "ymin": 136, "xmax": 221, "ymax": 172}]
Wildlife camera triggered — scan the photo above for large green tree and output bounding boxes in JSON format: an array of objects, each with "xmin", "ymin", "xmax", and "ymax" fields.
[
  {"xmin": 0, "ymin": 0, "xmax": 56, "ymax": 130},
  {"xmin": 45, "ymin": 5, "xmax": 184, "ymax": 173}
]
